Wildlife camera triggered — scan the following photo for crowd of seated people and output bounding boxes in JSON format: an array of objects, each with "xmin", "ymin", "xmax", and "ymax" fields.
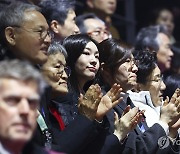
[{"xmin": 0, "ymin": 0, "xmax": 179, "ymax": 154}]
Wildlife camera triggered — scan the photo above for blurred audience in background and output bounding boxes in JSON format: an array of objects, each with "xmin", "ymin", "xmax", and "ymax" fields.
[
  {"xmin": 85, "ymin": 0, "xmax": 120, "ymax": 39},
  {"xmin": 39, "ymin": 0, "xmax": 79, "ymax": 41},
  {"xmin": 135, "ymin": 25, "xmax": 174, "ymax": 73},
  {"xmin": 76, "ymin": 13, "xmax": 110, "ymax": 43},
  {"xmin": 149, "ymin": 8, "xmax": 176, "ymax": 44}
]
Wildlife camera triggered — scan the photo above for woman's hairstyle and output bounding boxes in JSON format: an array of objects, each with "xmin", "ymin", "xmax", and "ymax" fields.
[
  {"xmin": 47, "ymin": 41, "xmax": 67, "ymax": 58},
  {"xmin": 98, "ymin": 38, "xmax": 131, "ymax": 72},
  {"xmin": 133, "ymin": 49, "xmax": 157, "ymax": 84},
  {"xmin": 163, "ymin": 74, "xmax": 180, "ymax": 99},
  {"xmin": 62, "ymin": 34, "xmax": 98, "ymax": 92}
]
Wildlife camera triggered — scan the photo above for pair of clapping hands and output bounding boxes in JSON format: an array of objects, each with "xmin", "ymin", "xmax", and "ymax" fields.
[
  {"xmin": 78, "ymin": 84, "xmax": 144, "ymax": 141},
  {"xmin": 160, "ymin": 88, "xmax": 180, "ymax": 138}
]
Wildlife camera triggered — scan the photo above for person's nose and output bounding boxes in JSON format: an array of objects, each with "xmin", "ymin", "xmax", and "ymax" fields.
[
  {"xmin": 160, "ymin": 80, "xmax": 166, "ymax": 91},
  {"xmin": 74, "ymin": 24, "xmax": 80, "ymax": 35},
  {"xmin": 18, "ymin": 98, "xmax": 30, "ymax": 115},
  {"xmin": 132, "ymin": 63, "xmax": 138, "ymax": 73},
  {"xmin": 62, "ymin": 69, "xmax": 68, "ymax": 80},
  {"xmin": 90, "ymin": 55, "xmax": 98, "ymax": 66},
  {"xmin": 169, "ymin": 48, "xmax": 174, "ymax": 57},
  {"xmin": 44, "ymin": 33, "xmax": 51, "ymax": 44},
  {"xmin": 102, "ymin": 32, "xmax": 109, "ymax": 41}
]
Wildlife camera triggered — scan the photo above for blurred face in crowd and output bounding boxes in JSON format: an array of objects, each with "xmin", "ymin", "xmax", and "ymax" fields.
[
  {"xmin": 56, "ymin": 9, "xmax": 80, "ymax": 39},
  {"xmin": 8, "ymin": 10, "xmax": 51, "ymax": 65},
  {"xmin": 139, "ymin": 66, "xmax": 166, "ymax": 107},
  {"xmin": 156, "ymin": 9, "xmax": 174, "ymax": 36},
  {"xmin": 87, "ymin": 0, "xmax": 117, "ymax": 15},
  {"xmin": 111, "ymin": 54, "xmax": 138, "ymax": 92},
  {"xmin": 0, "ymin": 78, "xmax": 39, "ymax": 145},
  {"xmin": 156, "ymin": 33, "xmax": 174, "ymax": 72},
  {"xmin": 42, "ymin": 52, "xmax": 68, "ymax": 95},
  {"xmin": 84, "ymin": 18, "xmax": 110, "ymax": 43},
  {"xmin": 75, "ymin": 41, "xmax": 99, "ymax": 84}
]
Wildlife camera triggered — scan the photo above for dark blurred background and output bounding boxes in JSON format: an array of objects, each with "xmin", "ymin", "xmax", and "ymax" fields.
[{"xmin": 76, "ymin": 0, "xmax": 180, "ymax": 44}]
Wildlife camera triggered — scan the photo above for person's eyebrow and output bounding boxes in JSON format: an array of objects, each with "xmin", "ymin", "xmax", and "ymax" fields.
[
  {"xmin": 84, "ymin": 47, "xmax": 91, "ymax": 51},
  {"xmin": 84, "ymin": 47, "xmax": 99, "ymax": 54},
  {"xmin": 154, "ymin": 74, "xmax": 161, "ymax": 78}
]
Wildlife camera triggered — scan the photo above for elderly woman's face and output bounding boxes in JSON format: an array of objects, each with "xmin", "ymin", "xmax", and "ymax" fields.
[
  {"xmin": 140, "ymin": 66, "xmax": 166, "ymax": 107},
  {"xmin": 42, "ymin": 52, "xmax": 68, "ymax": 95},
  {"xmin": 112, "ymin": 54, "xmax": 138, "ymax": 92},
  {"xmin": 75, "ymin": 41, "xmax": 100, "ymax": 83}
]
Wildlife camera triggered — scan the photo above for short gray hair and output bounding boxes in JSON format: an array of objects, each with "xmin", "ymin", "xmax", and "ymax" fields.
[
  {"xmin": 0, "ymin": 59, "xmax": 46, "ymax": 94},
  {"xmin": 47, "ymin": 41, "xmax": 68, "ymax": 58},
  {"xmin": 0, "ymin": 1, "xmax": 41, "ymax": 45},
  {"xmin": 135, "ymin": 25, "xmax": 168, "ymax": 52}
]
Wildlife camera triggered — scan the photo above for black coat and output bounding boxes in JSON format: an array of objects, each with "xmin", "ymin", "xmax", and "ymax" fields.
[{"xmin": 34, "ymin": 90, "xmax": 110, "ymax": 154}]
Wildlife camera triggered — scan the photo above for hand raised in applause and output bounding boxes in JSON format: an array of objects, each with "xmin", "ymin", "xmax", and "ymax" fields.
[
  {"xmin": 162, "ymin": 88, "xmax": 180, "ymax": 138},
  {"xmin": 78, "ymin": 84, "xmax": 102, "ymax": 121},
  {"xmin": 96, "ymin": 83, "xmax": 123, "ymax": 121},
  {"xmin": 160, "ymin": 88, "xmax": 180, "ymax": 127},
  {"xmin": 113, "ymin": 106, "xmax": 145, "ymax": 141}
]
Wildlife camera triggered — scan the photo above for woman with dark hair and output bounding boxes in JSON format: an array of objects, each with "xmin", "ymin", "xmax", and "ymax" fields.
[
  {"xmin": 63, "ymin": 34, "xmax": 100, "ymax": 94},
  {"xmin": 97, "ymin": 38, "xmax": 180, "ymax": 154},
  {"xmin": 36, "ymin": 40, "xmax": 127, "ymax": 153},
  {"xmin": 60, "ymin": 34, "xmax": 144, "ymax": 153},
  {"xmin": 129, "ymin": 50, "xmax": 166, "ymax": 127},
  {"xmin": 130, "ymin": 49, "xmax": 180, "ymax": 147}
]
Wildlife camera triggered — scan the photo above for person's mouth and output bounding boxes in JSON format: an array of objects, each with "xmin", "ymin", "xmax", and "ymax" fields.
[
  {"xmin": 87, "ymin": 67, "xmax": 97, "ymax": 72},
  {"xmin": 13, "ymin": 123, "xmax": 31, "ymax": 130},
  {"xmin": 58, "ymin": 81, "xmax": 67, "ymax": 86},
  {"xmin": 41, "ymin": 47, "xmax": 48, "ymax": 55}
]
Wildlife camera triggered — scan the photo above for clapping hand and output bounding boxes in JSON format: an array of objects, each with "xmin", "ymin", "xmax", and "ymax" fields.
[
  {"xmin": 96, "ymin": 83, "xmax": 123, "ymax": 121},
  {"xmin": 160, "ymin": 88, "xmax": 180, "ymax": 127},
  {"xmin": 162, "ymin": 88, "xmax": 180, "ymax": 138},
  {"xmin": 78, "ymin": 84, "xmax": 102, "ymax": 120},
  {"xmin": 113, "ymin": 106, "xmax": 145, "ymax": 141}
]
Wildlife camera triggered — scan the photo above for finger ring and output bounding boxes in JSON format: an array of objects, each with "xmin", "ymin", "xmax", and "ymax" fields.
[{"xmin": 109, "ymin": 96, "xmax": 112, "ymax": 99}]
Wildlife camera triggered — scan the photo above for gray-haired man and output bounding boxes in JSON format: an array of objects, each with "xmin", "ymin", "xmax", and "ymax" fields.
[{"xmin": 0, "ymin": 60, "xmax": 49, "ymax": 154}]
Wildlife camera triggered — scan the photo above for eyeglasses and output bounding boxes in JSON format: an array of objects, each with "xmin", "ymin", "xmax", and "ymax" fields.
[
  {"xmin": 13, "ymin": 26, "xmax": 51, "ymax": 40},
  {"xmin": 125, "ymin": 58, "xmax": 139, "ymax": 66},
  {"xmin": 150, "ymin": 76, "xmax": 163, "ymax": 83},
  {"xmin": 87, "ymin": 28, "xmax": 110, "ymax": 37},
  {"xmin": 57, "ymin": 64, "xmax": 71, "ymax": 77}
]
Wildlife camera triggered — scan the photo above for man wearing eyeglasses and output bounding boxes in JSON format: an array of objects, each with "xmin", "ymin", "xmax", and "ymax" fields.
[
  {"xmin": 0, "ymin": 1, "xmax": 51, "ymax": 65},
  {"xmin": 76, "ymin": 13, "xmax": 111, "ymax": 43}
]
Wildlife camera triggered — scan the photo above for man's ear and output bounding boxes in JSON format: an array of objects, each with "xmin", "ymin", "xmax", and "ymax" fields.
[
  {"xmin": 5, "ymin": 27, "xmax": 16, "ymax": 46},
  {"xmin": 86, "ymin": 0, "xmax": 94, "ymax": 9},
  {"xmin": 51, "ymin": 20, "xmax": 61, "ymax": 34}
]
